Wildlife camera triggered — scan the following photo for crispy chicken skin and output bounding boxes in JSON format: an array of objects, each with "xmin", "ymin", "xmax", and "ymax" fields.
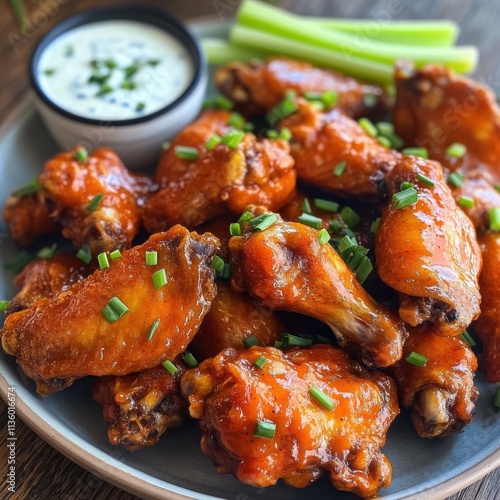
[
  {"xmin": 143, "ymin": 110, "xmax": 296, "ymax": 232},
  {"xmin": 3, "ymin": 190, "xmax": 59, "ymax": 247},
  {"xmin": 214, "ymin": 57, "xmax": 388, "ymax": 119},
  {"xmin": 39, "ymin": 147, "xmax": 155, "ymax": 253},
  {"xmin": 229, "ymin": 209, "xmax": 406, "ymax": 367},
  {"xmin": 189, "ymin": 281, "xmax": 285, "ymax": 360},
  {"xmin": 474, "ymin": 231, "xmax": 500, "ymax": 383},
  {"xmin": 181, "ymin": 345, "xmax": 399, "ymax": 498},
  {"xmin": 92, "ymin": 360, "xmax": 187, "ymax": 450},
  {"xmin": 389, "ymin": 328, "xmax": 478, "ymax": 438},
  {"xmin": 1, "ymin": 226, "xmax": 219, "ymax": 394},
  {"xmin": 280, "ymin": 100, "xmax": 399, "ymax": 199},
  {"xmin": 4, "ymin": 253, "xmax": 90, "ymax": 317},
  {"xmin": 376, "ymin": 156, "xmax": 482, "ymax": 336}
]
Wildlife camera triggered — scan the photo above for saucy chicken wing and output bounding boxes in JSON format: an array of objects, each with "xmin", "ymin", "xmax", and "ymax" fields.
[
  {"xmin": 229, "ymin": 209, "xmax": 406, "ymax": 367},
  {"xmin": 214, "ymin": 57, "xmax": 388, "ymax": 118},
  {"xmin": 39, "ymin": 147, "xmax": 155, "ymax": 253},
  {"xmin": 1, "ymin": 226, "xmax": 219, "ymax": 394},
  {"xmin": 375, "ymin": 156, "xmax": 482, "ymax": 336},
  {"xmin": 389, "ymin": 328, "xmax": 478, "ymax": 438},
  {"xmin": 181, "ymin": 345, "xmax": 399, "ymax": 498},
  {"xmin": 92, "ymin": 360, "xmax": 187, "ymax": 450}
]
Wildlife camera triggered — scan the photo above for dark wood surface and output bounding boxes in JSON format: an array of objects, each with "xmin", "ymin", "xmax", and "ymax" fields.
[{"xmin": 0, "ymin": 0, "xmax": 499, "ymax": 498}]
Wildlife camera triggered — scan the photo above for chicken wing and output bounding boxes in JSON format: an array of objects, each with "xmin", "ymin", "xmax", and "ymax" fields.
[
  {"xmin": 214, "ymin": 57, "xmax": 388, "ymax": 119},
  {"xmin": 39, "ymin": 147, "xmax": 155, "ymax": 253},
  {"xmin": 92, "ymin": 360, "xmax": 187, "ymax": 450},
  {"xmin": 389, "ymin": 328, "xmax": 478, "ymax": 438},
  {"xmin": 229, "ymin": 209, "xmax": 406, "ymax": 367},
  {"xmin": 181, "ymin": 345, "xmax": 399, "ymax": 498},
  {"xmin": 375, "ymin": 156, "xmax": 481, "ymax": 336},
  {"xmin": 1, "ymin": 226, "xmax": 219, "ymax": 395}
]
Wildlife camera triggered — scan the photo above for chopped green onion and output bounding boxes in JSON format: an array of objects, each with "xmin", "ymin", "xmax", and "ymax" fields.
[
  {"xmin": 86, "ymin": 193, "xmax": 104, "ymax": 212},
  {"xmin": 266, "ymin": 90, "xmax": 297, "ymax": 126},
  {"xmin": 310, "ymin": 384, "xmax": 334, "ymax": 411},
  {"xmin": 229, "ymin": 222, "xmax": 241, "ymax": 236},
  {"xmin": 76, "ymin": 245, "xmax": 92, "ymax": 264},
  {"xmin": 405, "ymin": 351, "xmax": 428, "ymax": 367},
  {"xmin": 392, "ymin": 187, "xmax": 418, "ymax": 209},
  {"xmin": 74, "ymin": 147, "xmax": 88, "ymax": 162},
  {"xmin": 175, "ymin": 146, "xmax": 199, "ymax": 160},
  {"xmin": 136, "ymin": 102, "xmax": 146, "ymax": 112},
  {"xmin": 98, "ymin": 252, "xmax": 110, "ymax": 270},
  {"xmin": 147, "ymin": 319, "xmax": 160, "ymax": 340},
  {"xmin": 182, "ymin": 352, "xmax": 199, "ymax": 368},
  {"xmin": 377, "ymin": 136, "xmax": 391, "ymax": 148},
  {"xmin": 488, "ymin": 207, "xmax": 500, "ymax": 231},
  {"xmin": 495, "ymin": 184, "xmax": 500, "ymax": 192},
  {"xmin": 203, "ymin": 95, "xmax": 233, "ymax": 109},
  {"xmin": 102, "ymin": 296, "xmax": 129, "ymax": 323},
  {"xmin": 152, "ymin": 269, "xmax": 168, "ymax": 290},
  {"xmin": 338, "ymin": 234, "xmax": 357, "ymax": 254},
  {"xmin": 329, "ymin": 219, "xmax": 342, "ymax": 233},
  {"xmin": 238, "ymin": 211, "xmax": 253, "ymax": 224},
  {"xmin": 460, "ymin": 330, "xmax": 476, "ymax": 347},
  {"xmin": 253, "ymin": 420, "xmax": 276, "ymax": 438},
  {"xmin": 370, "ymin": 217, "xmax": 381, "ymax": 234},
  {"xmin": 211, "ymin": 255, "xmax": 225, "ymax": 274},
  {"xmin": 110, "ymin": 249, "xmax": 121, "ymax": 260},
  {"xmin": 205, "ymin": 135, "xmax": 221, "ymax": 151},
  {"xmin": 227, "ymin": 112, "xmax": 245, "ymax": 129},
  {"xmin": 4, "ymin": 251, "xmax": 31, "ymax": 274},
  {"xmin": 447, "ymin": 172, "xmax": 465, "ymax": 188},
  {"xmin": 494, "ymin": 386, "xmax": 500, "ymax": 412},
  {"xmin": 417, "ymin": 173, "xmax": 435, "ymax": 187},
  {"xmin": 333, "ymin": 161, "xmax": 347, "ymax": 177},
  {"xmin": 376, "ymin": 122, "xmax": 394, "ymax": 136},
  {"xmin": 402, "ymin": 147, "xmax": 428, "ymax": 159},
  {"xmin": 0, "ymin": 300, "xmax": 9, "ymax": 312},
  {"xmin": 96, "ymin": 84, "xmax": 114, "ymax": 97},
  {"xmin": 340, "ymin": 206, "xmax": 360, "ymax": 229},
  {"xmin": 279, "ymin": 127, "xmax": 292, "ymax": 141},
  {"xmin": 254, "ymin": 355, "xmax": 268, "ymax": 369},
  {"xmin": 458, "ymin": 196, "xmax": 475, "ymax": 208},
  {"xmin": 120, "ymin": 80, "xmax": 137, "ymax": 90},
  {"xmin": 37, "ymin": 243, "xmax": 57, "ymax": 260},
  {"xmin": 446, "ymin": 142, "xmax": 467, "ymax": 158},
  {"xmin": 243, "ymin": 335, "xmax": 259, "ymax": 348},
  {"xmin": 298, "ymin": 213, "xmax": 322, "ymax": 229},
  {"xmin": 250, "ymin": 213, "xmax": 278, "ymax": 231},
  {"xmin": 221, "ymin": 262, "xmax": 232, "ymax": 279},
  {"xmin": 145, "ymin": 250, "xmax": 158, "ymax": 266},
  {"xmin": 358, "ymin": 117, "xmax": 378, "ymax": 137},
  {"xmin": 355, "ymin": 257, "xmax": 373, "ymax": 283},
  {"xmin": 274, "ymin": 340, "xmax": 283, "ymax": 348},
  {"xmin": 14, "ymin": 178, "xmax": 40, "ymax": 196},
  {"xmin": 162, "ymin": 360, "xmax": 178, "ymax": 375},
  {"xmin": 243, "ymin": 122, "xmax": 255, "ymax": 132},
  {"xmin": 400, "ymin": 181, "xmax": 414, "ymax": 190},
  {"xmin": 281, "ymin": 332, "xmax": 313, "ymax": 346},
  {"xmin": 378, "ymin": 180, "xmax": 387, "ymax": 193},
  {"xmin": 302, "ymin": 198, "xmax": 312, "ymax": 215},
  {"xmin": 318, "ymin": 228, "xmax": 330, "ymax": 245},
  {"xmin": 221, "ymin": 130, "xmax": 245, "ymax": 148},
  {"xmin": 101, "ymin": 304, "xmax": 119, "ymax": 323},
  {"xmin": 321, "ymin": 90, "xmax": 338, "ymax": 108},
  {"xmin": 266, "ymin": 129, "xmax": 279, "ymax": 139},
  {"xmin": 314, "ymin": 198, "xmax": 339, "ymax": 213}
]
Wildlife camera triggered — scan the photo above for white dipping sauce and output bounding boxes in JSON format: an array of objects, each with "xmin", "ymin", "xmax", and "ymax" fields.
[{"xmin": 38, "ymin": 20, "xmax": 194, "ymax": 120}]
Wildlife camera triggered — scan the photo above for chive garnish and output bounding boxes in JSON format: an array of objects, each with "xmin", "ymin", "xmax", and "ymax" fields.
[
  {"xmin": 405, "ymin": 351, "xmax": 428, "ymax": 367},
  {"xmin": 337, "ymin": 235, "xmax": 373, "ymax": 284},
  {"xmin": 281, "ymin": 333, "xmax": 313, "ymax": 347},
  {"xmin": 321, "ymin": 90, "xmax": 338, "ymax": 109},
  {"xmin": 98, "ymin": 252, "xmax": 109, "ymax": 270},
  {"xmin": 358, "ymin": 117, "xmax": 378, "ymax": 137},
  {"xmin": 254, "ymin": 355, "xmax": 267, "ymax": 369},
  {"xmin": 267, "ymin": 130, "xmax": 279, "ymax": 139},
  {"xmin": 377, "ymin": 136, "xmax": 391, "ymax": 148},
  {"xmin": 392, "ymin": 187, "xmax": 418, "ymax": 209},
  {"xmin": 0, "ymin": 300, "xmax": 9, "ymax": 312},
  {"xmin": 102, "ymin": 296, "xmax": 129, "ymax": 323},
  {"xmin": 227, "ymin": 111, "xmax": 245, "ymax": 129},
  {"xmin": 488, "ymin": 208, "xmax": 500, "ymax": 231},
  {"xmin": 203, "ymin": 95, "xmax": 233, "ymax": 110},
  {"xmin": 417, "ymin": 173, "xmax": 435, "ymax": 187},
  {"xmin": 104, "ymin": 59, "xmax": 117, "ymax": 69},
  {"xmin": 147, "ymin": 319, "xmax": 160, "ymax": 340},
  {"xmin": 376, "ymin": 122, "xmax": 394, "ymax": 136},
  {"xmin": 402, "ymin": 147, "xmax": 428, "ymax": 159},
  {"xmin": 221, "ymin": 262, "xmax": 231, "ymax": 279},
  {"xmin": 221, "ymin": 130, "xmax": 245, "ymax": 148},
  {"xmin": 88, "ymin": 72, "xmax": 110, "ymax": 85},
  {"xmin": 250, "ymin": 213, "xmax": 278, "ymax": 231},
  {"xmin": 238, "ymin": 211, "xmax": 253, "ymax": 224},
  {"xmin": 253, "ymin": 420, "xmax": 276, "ymax": 439},
  {"xmin": 76, "ymin": 245, "xmax": 92, "ymax": 264},
  {"xmin": 14, "ymin": 178, "xmax": 40, "ymax": 196},
  {"xmin": 314, "ymin": 198, "xmax": 339, "ymax": 213},
  {"xmin": 124, "ymin": 64, "xmax": 139, "ymax": 79},
  {"xmin": 329, "ymin": 219, "xmax": 342, "ymax": 233},
  {"xmin": 145, "ymin": 250, "xmax": 158, "ymax": 266},
  {"xmin": 136, "ymin": 102, "xmax": 146, "ymax": 112},
  {"xmin": 458, "ymin": 196, "xmax": 475, "ymax": 208},
  {"xmin": 86, "ymin": 193, "xmax": 104, "ymax": 212},
  {"xmin": 298, "ymin": 213, "xmax": 322, "ymax": 229},
  {"xmin": 175, "ymin": 146, "xmax": 199, "ymax": 160},
  {"xmin": 356, "ymin": 257, "xmax": 373, "ymax": 283},
  {"xmin": 96, "ymin": 83, "xmax": 113, "ymax": 97},
  {"xmin": 266, "ymin": 90, "xmax": 297, "ymax": 126},
  {"xmin": 182, "ymin": 352, "xmax": 199, "ymax": 368},
  {"xmin": 318, "ymin": 228, "xmax": 330, "ymax": 245},
  {"xmin": 340, "ymin": 206, "xmax": 361, "ymax": 229},
  {"xmin": 446, "ymin": 142, "xmax": 467, "ymax": 158},
  {"xmin": 4, "ymin": 251, "xmax": 31, "ymax": 274},
  {"xmin": 279, "ymin": 128, "xmax": 292, "ymax": 141},
  {"xmin": 211, "ymin": 255, "xmax": 225, "ymax": 274},
  {"xmin": 243, "ymin": 335, "xmax": 259, "ymax": 348},
  {"xmin": 400, "ymin": 181, "xmax": 414, "ymax": 190},
  {"xmin": 121, "ymin": 81, "xmax": 137, "ymax": 91},
  {"xmin": 37, "ymin": 243, "xmax": 57, "ymax": 260},
  {"xmin": 162, "ymin": 360, "xmax": 178, "ymax": 375},
  {"xmin": 229, "ymin": 222, "xmax": 241, "ymax": 236},
  {"xmin": 333, "ymin": 161, "xmax": 347, "ymax": 177},
  {"xmin": 310, "ymin": 385, "xmax": 334, "ymax": 411},
  {"xmin": 152, "ymin": 269, "xmax": 168, "ymax": 290},
  {"xmin": 370, "ymin": 217, "xmax": 381, "ymax": 234},
  {"xmin": 494, "ymin": 386, "xmax": 500, "ymax": 412},
  {"xmin": 460, "ymin": 330, "xmax": 476, "ymax": 347},
  {"xmin": 302, "ymin": 198, "xmax": 312, "ymax": 215},
  {"xmin": 109, "ymin": 249, "xmax": 121, "ymax": 260},
  {"xmin": 447, "ymin": 172, "xmax": 465, "ymax": 188},
  {"xmin": 74, "ymin": 147, "xmax": 88, "ymax": 162},
  {"xmin": 205, "ymin": 135, "xmax": 221, "ymax": 151}
]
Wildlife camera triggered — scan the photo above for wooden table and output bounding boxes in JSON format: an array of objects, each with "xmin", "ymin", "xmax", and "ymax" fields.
[{"xmin": 0, "ymin": 0, "xmax": 499, "ymax": 498}]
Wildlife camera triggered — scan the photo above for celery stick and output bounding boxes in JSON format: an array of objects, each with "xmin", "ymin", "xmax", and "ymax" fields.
[
  {"xmin": 229, "ymin": 25, "xmax": 393, "ymax": 84},
  {"xmin": 201, "ymin": 38, "xmax": 266, "ymax": 64},
  {"xmin": 306, "ymin": 18, "xmax": 459, "ymax": 47},
  {"xmin": 237, "ymin": 0, "xmax": 477, "ymax": 73}
]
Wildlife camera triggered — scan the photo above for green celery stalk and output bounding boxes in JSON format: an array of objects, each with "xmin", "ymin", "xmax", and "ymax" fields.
[{"xmin": 201, "ymin": 38, "xmax": 266, "ymax": 64}]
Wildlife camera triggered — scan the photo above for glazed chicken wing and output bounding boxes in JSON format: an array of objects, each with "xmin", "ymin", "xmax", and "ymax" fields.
[
  {"xmin": 389, "ymin": 328, "xmax": 478, "ymax": 438},
  {"xmin": 92, "ymin": 360, "xmax": 187, "ymax": 450},
  {"xmin": 214, "ymin": 57, "xmax": 388, "ymax": 118},
  {"xmin": 181, "ymin": 345, "xmax": 399, "ymax": 498},
  {"xmin": 375, "ymin": 156, "xmax": 482, "ymax": 336},
  {"xmin": 1, "ymin": 226, "xmax": 219, "ymax": 394},
  {"xmin": 39, "ymin": 147, "xmax": 155, "ymax": 253},
  {"xmin": 229, "ymin": 209, "xmax": 406, "ymax": 367}
]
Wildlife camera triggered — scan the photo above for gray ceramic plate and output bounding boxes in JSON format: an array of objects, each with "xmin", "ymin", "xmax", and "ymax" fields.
[{"xmin": 0, "ymin": 19, "xmax": 499, "ymax": 500}]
